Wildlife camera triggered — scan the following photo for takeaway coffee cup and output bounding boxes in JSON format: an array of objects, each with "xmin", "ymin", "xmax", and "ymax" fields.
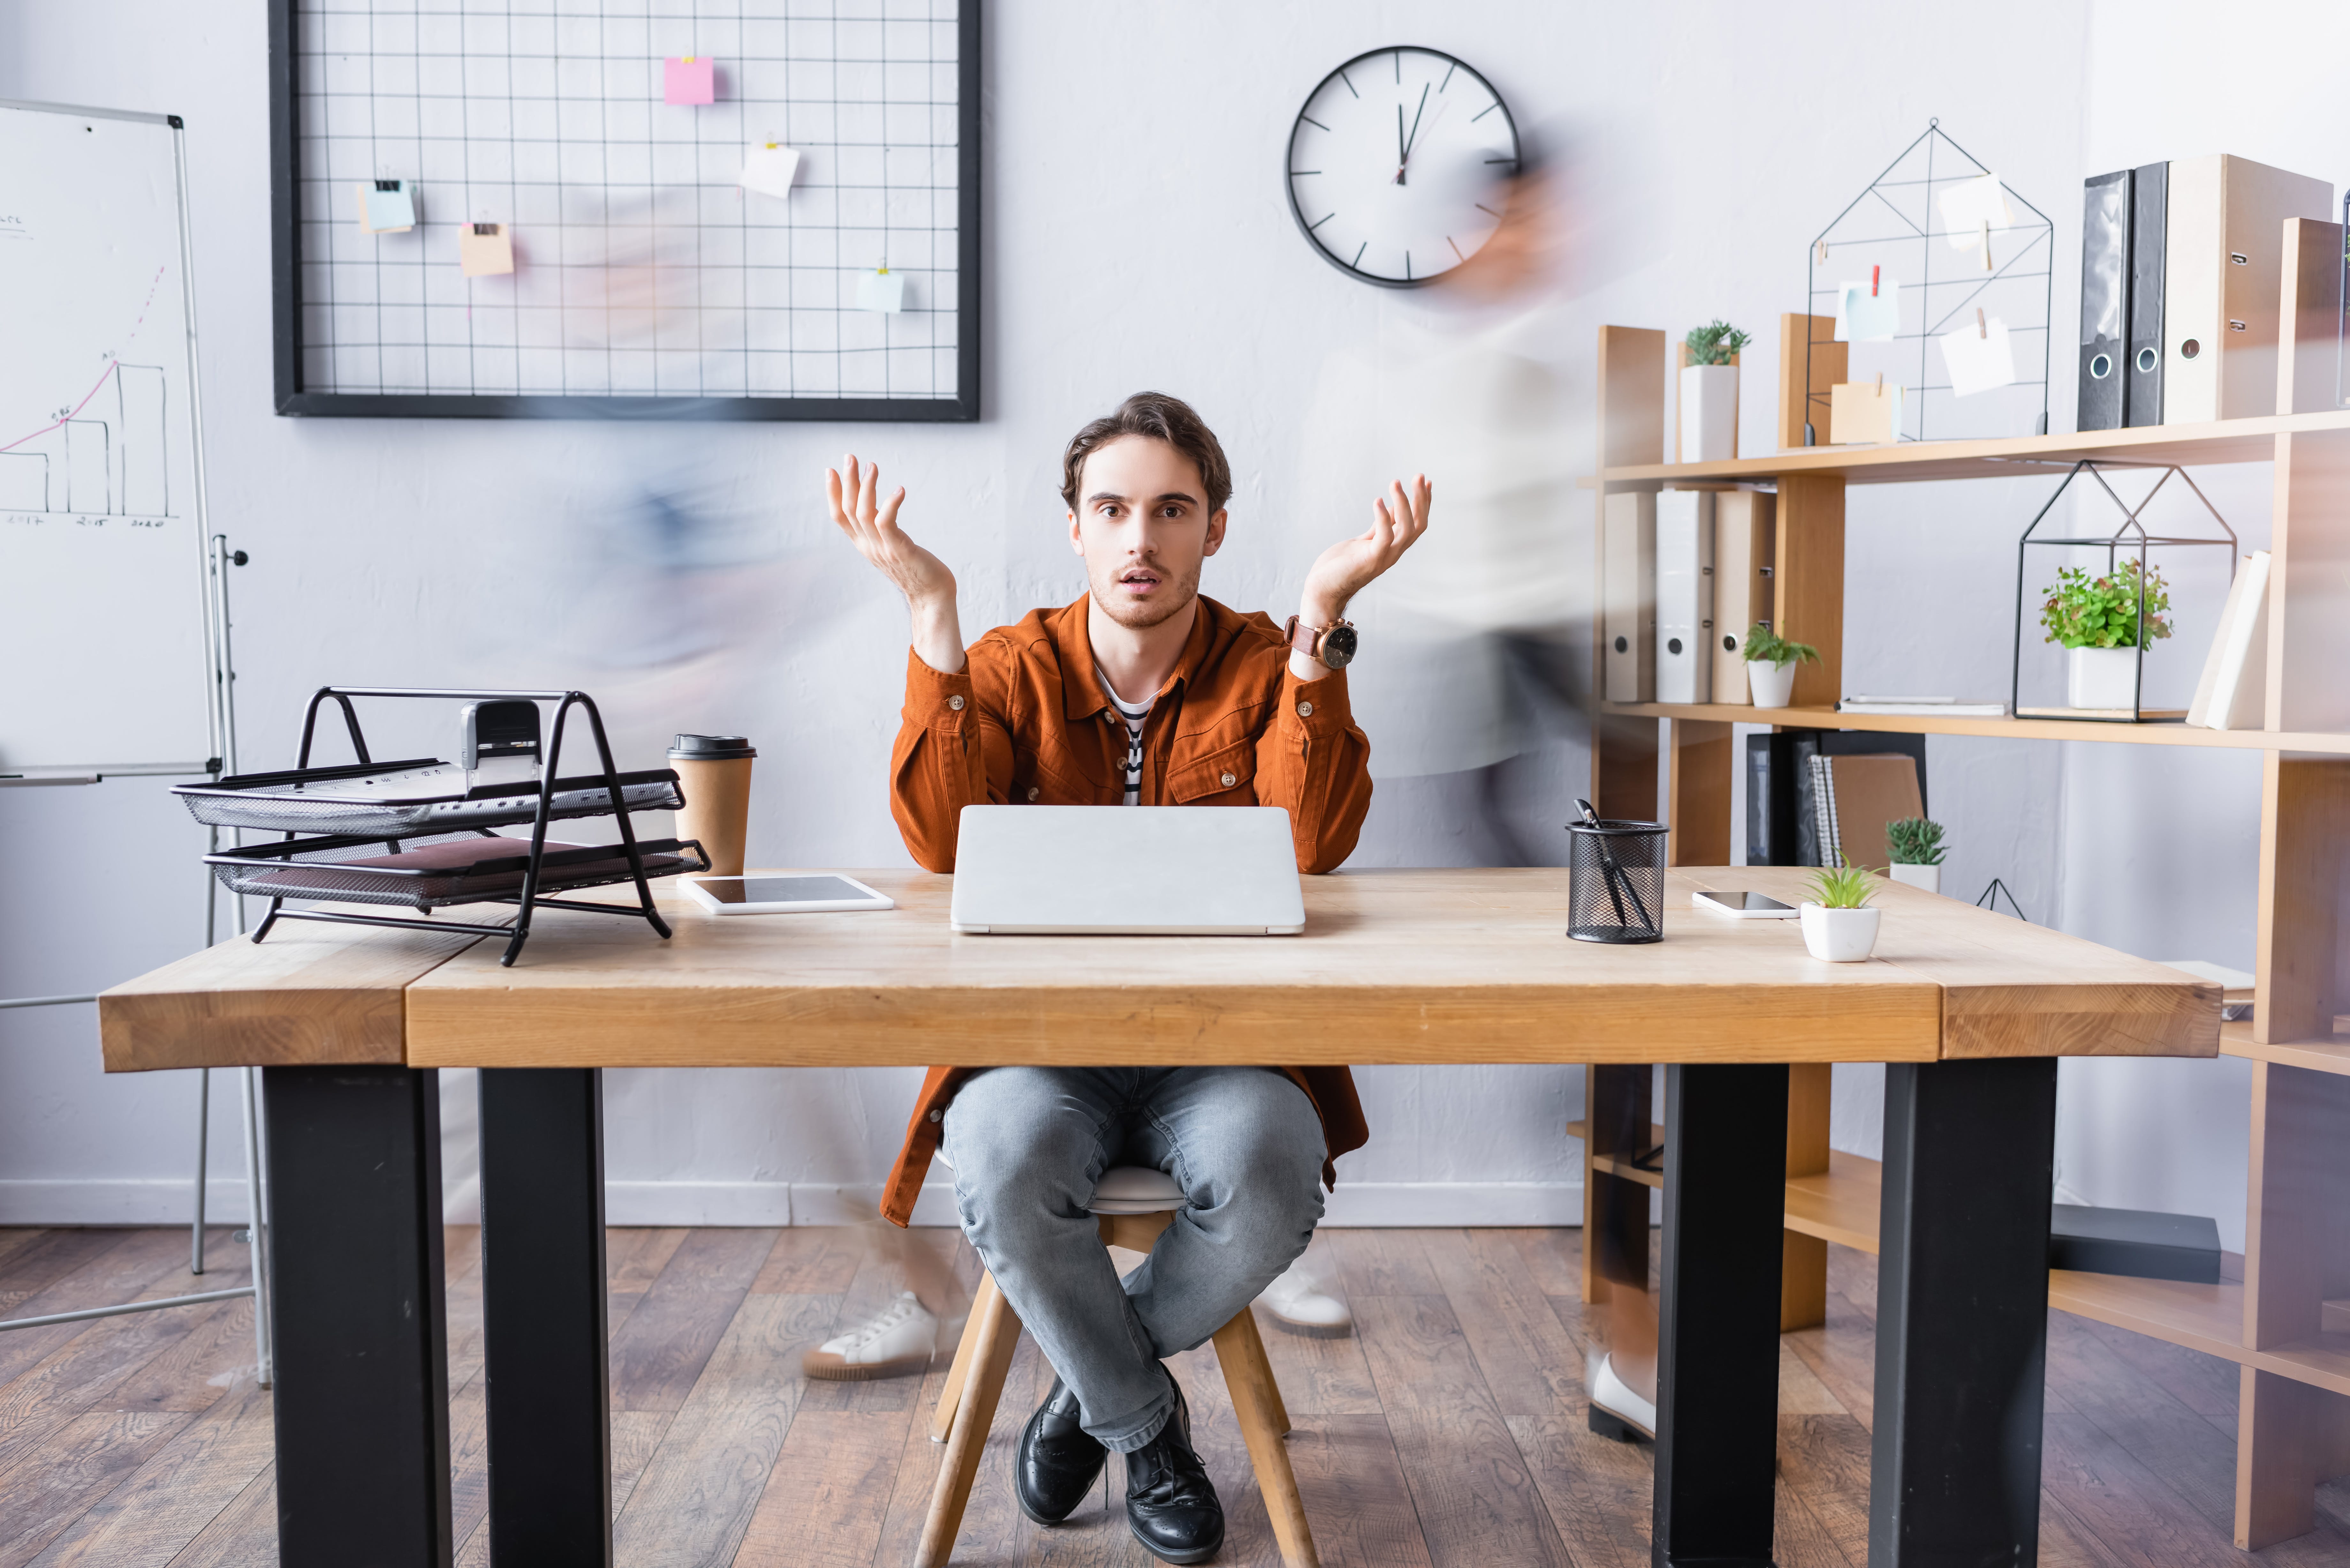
[{"xmin": 669, "ymin": 734, "xmax": 756, "ymax": 877}]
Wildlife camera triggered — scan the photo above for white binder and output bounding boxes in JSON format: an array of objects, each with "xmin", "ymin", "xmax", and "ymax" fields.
[
  {"xmin": 1655, "ymin": 490, "xmax": 1715, "ymax": 704},
  {"xmin": 2163, "ymin": 155, "xmax": 2332, "ymax": 423},
  {"xmin": 1712, "ymin": 491, "xmax": 1775, "ymax": 704},
  {"xmin": 1603, "ymin": 490, "xmax": 1656, "ymax": 703}
]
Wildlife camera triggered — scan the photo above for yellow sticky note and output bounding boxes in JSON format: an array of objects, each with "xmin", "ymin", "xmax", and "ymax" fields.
[
  {"xmin": 1829, "ymin": 381, "xmax": 1902, "ymax": 445},
  {"xmin": 459, "ymin": 223, "xmax": 514, "ymax": 277}
]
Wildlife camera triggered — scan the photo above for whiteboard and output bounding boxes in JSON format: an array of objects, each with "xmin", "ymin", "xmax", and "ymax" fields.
[
  {"xmin": 272, "ymin": 0, "xmax": 979, "ymax": 421},
  {"xmin": 0, "ymin": 101, "xmax": 215, "ymax": 773}
]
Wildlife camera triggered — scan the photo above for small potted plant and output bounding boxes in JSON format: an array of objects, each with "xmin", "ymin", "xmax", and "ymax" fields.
[
  {"xmin": 1680, "ymin": 320, "xmax": 1751, "ymax": 463},
  {"xmin": 1741, "ymin": 623, "xmax": 1818, "ymax": 708},
  {"xmin": 1885, "ymin": 817, "xmax": 1947, "ymax": 894},
  {"xmin": 2039, "ymin": 558, "xmax": 2172, "ymax": 711},
  {"xmin": 1800, "ymin": 855, "xmax": 1881, "ymax": 962}
]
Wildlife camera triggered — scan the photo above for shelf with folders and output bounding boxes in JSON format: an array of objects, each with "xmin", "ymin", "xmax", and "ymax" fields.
[
  {"xmin": 180, "ymin": 686, "xmax": 708, "ymax": 968},
  {"xmin": 1586, "ymin": 308, "xmax": 2350, "ymax": 1551}
]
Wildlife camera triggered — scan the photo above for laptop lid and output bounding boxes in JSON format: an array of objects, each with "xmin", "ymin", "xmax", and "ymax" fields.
[{"xmin": 949, "ymin": 805, "xmax": 1307, "ymax": 935}]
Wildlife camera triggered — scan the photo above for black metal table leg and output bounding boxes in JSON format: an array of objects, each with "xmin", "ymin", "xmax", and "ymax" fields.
[
  {"xmin": 263, "ymin": 1066, "xmax": 453, "ymax": 1568},
  {"xmin": 1869, "ymin": 1058, "xmax": 2058, "ymax": 1568},
  {"xmin": 1654, "ymin": 1063, "xmax": 1787, "ymax": 1568},
  {"xmin": 478, "ymin": 1069, "xmax": 612, "ymax": 1567}
]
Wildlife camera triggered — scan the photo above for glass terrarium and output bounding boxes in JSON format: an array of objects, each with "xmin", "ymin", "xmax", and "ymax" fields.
[{"xmin": 2009, "ymin": 462, "xmax": 2238, "ymax": 721}]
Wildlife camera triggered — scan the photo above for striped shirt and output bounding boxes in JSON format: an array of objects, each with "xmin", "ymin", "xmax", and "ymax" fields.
[{"xmin": 1097, "ymin": 669, "xmax": 1154, "ymax": 807}]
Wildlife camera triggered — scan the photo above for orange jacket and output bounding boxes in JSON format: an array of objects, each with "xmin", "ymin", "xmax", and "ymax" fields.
[{"xmin": 876, "ymin": 593, "xmax": 1375, "ymax": 1227}]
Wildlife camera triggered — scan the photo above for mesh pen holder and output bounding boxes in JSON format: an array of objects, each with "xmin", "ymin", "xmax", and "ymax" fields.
[{"xmin": 1566, "ymin": 819, "xmax": 1668, "ymax": 944}]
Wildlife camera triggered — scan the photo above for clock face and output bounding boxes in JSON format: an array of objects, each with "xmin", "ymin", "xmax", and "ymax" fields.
[{"xmin": 1286, "ymin": 47, "xmax": 1520, "ymax": 288}]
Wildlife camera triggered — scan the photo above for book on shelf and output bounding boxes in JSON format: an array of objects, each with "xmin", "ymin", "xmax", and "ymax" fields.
[
  {"xmin": 2185, "ymin": 551, "xmax": 2270, "ymax": 730},
  {"xmin": 1747, "ymin": 731, "xmax": 1928, "ymax": 866},
  {"xmin": 1837, "ymin": 695, "xmax": 2009, "ymax": 717}
]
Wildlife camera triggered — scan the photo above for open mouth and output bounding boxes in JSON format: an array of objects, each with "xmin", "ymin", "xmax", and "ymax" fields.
[{"xmin": 1116, "ymin": 566, "xmax": 1163, "ymax": 595}]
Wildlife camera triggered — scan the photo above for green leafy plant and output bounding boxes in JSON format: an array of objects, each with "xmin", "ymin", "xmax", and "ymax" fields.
[
  {"xmin": 2038, "ymin": 558, "xmax": 2173, "ymax": 650},
  {"xmin": 1805, "ymin": 854, "xmax": 1877, "ymax": 909},
  {"xmin": 1684, "ymin": 320, "xmax": 1752, "ymax": 366},
  {"xmin": 1741, "ymin": 623, "xmax": 1819, "ymax": 669},
  {"xmin": 1885, "ymin": 817, "xmax": 1947, "ymax": 866}
]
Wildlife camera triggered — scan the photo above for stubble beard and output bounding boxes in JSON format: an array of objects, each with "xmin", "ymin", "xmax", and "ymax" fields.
[{"xmin": 1091, "ymin": 561, "xmax": 1202, "ymax": 630}]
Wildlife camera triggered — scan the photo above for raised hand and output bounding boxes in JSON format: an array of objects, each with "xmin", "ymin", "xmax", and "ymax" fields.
[
  {"xmin": 1300, "ymin": 475, "xmax": 1432, "ymax": 624},
  {"xmin": 826, "ymin": 455, "xmax": 966, "ymax": 673}
]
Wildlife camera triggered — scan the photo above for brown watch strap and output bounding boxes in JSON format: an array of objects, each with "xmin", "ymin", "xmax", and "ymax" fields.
[{"xmin": 1284, "ymin": 614, "xmax": 1320, "ymax": 658}]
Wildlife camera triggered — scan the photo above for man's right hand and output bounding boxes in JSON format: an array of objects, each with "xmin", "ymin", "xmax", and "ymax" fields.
[{"xmin": 828, "ymin": 454, "xmax": 966, "ymax": 675}]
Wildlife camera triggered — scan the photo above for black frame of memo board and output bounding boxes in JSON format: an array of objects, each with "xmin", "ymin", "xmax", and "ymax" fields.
[{"xmin": 264, "ymin": 0, "xmax": 981, "ymax": 422}]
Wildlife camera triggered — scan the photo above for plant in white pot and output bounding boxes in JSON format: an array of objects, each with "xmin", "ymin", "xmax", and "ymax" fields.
[
  {"xmin": 1741, "ymin": 624, "xmax": 1818, "ymax": 709},
  {"xmin": 1884, "ymin": 817, "xmax": 1947, "ymax": 894},
  {"xmin": 1679, "ymin": 320, "xmax": 1750, "ymax": 464},
  {"xmin": 2038, "ymin": 558, "xmax": 2172, "ymax": 712},
  {"xmin": 1800, "ymin": 856, "xmax": 1881, "ymax": 962}
]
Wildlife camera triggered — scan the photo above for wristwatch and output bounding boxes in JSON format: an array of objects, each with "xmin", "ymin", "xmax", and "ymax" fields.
[{"xmin": 1283, "ymin": 614, "xmax": 1359, "ymax": 670}]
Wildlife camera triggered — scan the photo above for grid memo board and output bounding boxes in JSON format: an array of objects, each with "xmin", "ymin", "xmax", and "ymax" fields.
[{"xmin": 267, "ymin": 0, "xmax": 979, "ymax": 420}]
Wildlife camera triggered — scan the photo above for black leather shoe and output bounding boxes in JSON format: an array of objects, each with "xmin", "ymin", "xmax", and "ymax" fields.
[
  {"xmin": 1124, "ymin": 1371, "xmax": 1224, "ymax": 1564},
  {"xmin": 1014, "ymin": 1376, "xmax": 1108, "ymax": 1525}
]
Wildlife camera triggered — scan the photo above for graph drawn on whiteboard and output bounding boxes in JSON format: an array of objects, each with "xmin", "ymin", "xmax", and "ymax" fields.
[
  {"xmin": 0, "ymin": 101, "xmax": 214, "ymax": 773},
  {"xmin": 270, "ymin": 0, "xmax": 980, "ymax": 420}
]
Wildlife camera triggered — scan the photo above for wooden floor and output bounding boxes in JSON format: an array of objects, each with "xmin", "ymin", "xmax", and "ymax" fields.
[{"xmin": 2, "ymin": 1225, "xmax": 2347, "ymax": 1567}]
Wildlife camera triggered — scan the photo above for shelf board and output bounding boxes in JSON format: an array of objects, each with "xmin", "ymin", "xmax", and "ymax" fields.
[
  {"xmin": 1602, "ymin": 701, "xmax": 2350, "ymax": 757},
  {"xmin": 2217, "ymin": 1019, "xmax": 2350, "ymax": 1075},
  {"xmin": 1587, "ymin": 407, "xmax": 2350, "ymax": 488},
  {"xmin": 1580, "ymin": 1128, "xmax": 2350, "ymax": 1394},
  {"xmin": 1565, "ymin": 1119, "xmax": 1664, "ymax": 1189}
]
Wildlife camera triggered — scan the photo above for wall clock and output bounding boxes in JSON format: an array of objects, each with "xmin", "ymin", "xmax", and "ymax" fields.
[{"xmin": 1286, "ymin": 46, "xmax": 1521, "ymax": 288}]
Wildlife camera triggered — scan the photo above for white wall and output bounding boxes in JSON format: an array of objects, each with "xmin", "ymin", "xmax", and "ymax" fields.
[{"xmin": 2, "ymin": 0, "xmax": 2314, "ymax": 1243}]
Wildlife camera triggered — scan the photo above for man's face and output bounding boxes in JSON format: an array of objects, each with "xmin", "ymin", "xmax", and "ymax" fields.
[{"xmin": 1067, "ymin": 435, "xmax": 1226, "ymax": 630}]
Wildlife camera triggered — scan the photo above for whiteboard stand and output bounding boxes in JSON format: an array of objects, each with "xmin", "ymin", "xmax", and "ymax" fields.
[{"xmin": 0, "ymin": 99, "xmax": 271, "ymax": 1384}]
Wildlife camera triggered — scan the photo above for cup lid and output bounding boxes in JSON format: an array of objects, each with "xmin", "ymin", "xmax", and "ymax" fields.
[{"xmin": 669, "ymin": 733, "xmax": 756, "ymax": 760}]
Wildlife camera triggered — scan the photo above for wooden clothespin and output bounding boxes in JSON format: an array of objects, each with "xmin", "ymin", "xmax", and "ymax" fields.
[
  {"xmin": 1976, "ymin": 307, "xmax": 1987, "ymax": 339},
  {"xmin": 1979, "ymin": 219, "xmax": 1993, "ymax": 272},
  {"xmin": 1875, "ymin": 371, "xmax": 1884, "ymax": 395},
  {"xmin": 1816, "ymin": 237, "xmax": 1829, "ymax": 264},
  {"xmin": 1870, "ymin": 264, "xmax": 1880, "ymax": 298}
]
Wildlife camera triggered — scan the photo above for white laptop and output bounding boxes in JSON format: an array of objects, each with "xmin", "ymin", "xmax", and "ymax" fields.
[{"xmin": 949, "ymin": 805, "xmax": 1307, "ymax": 935}]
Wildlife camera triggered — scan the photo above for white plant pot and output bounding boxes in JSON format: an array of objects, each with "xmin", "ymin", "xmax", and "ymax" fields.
[
  {"xmin": 2067, "ymin": 645, "xmax": 2142, "ymax": 710},
  {"xmin": 1679, "ymin": 364, "xmax": 1739, "ymax": 463},
  {"xmin": 1747, "ymin": 658, "xmax": 1798, "ymax": 708},
  {"xmin": 1887, "ymin": 863, "xmax": 1941, "ymax": 895},
  {"xmin": 1800, "ymin": 902, "xmax": 1882, "ymax": 962}
]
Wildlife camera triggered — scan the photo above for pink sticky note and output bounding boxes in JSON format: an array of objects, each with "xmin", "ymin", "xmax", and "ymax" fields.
[{"xmin": 663, "ymin": 56, "xmax": 714, "ymax": 106}]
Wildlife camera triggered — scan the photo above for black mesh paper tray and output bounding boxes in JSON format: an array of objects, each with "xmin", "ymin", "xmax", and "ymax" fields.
[
  {"xmin": 175, "ymin": 761, "xmax": 684, "ymax": 837},
  {"xmin": 205, "ymin": 831, "xmax": 709, "ymax": 909}
]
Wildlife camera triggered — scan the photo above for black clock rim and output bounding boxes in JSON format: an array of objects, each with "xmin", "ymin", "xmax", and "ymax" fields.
[{"xmin": 1283, "ymin": 44, "xmax": 1521, "ymax": 291}]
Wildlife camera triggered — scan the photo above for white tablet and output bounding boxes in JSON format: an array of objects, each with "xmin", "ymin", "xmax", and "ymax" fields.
[{"xmin": 681, "ymin": 874, "xmax": 895, "ymax": 915}]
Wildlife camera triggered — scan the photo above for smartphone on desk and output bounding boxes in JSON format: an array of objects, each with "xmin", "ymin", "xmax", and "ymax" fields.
[{"xmin": 1692, "ymin": 889, "xmax": 1800, "ymax": 919}]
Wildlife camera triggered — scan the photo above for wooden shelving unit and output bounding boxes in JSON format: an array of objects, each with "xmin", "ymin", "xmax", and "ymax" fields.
[{"xmin": 1580, "ymin": 313, "xmax": 2350, "ymax": 1551}]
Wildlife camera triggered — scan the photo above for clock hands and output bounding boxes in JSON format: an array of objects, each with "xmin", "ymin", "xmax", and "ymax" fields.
[{"xmin": 1393, "ymin": 82, "xmax": 1430, "ymax": 185}]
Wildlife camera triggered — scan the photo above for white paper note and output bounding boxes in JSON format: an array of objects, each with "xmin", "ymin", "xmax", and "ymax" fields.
[
  {"xmin": 1938, "ymin": 315, "xmax": 2018, "ymax": 397},
  {"xmin": 856, "ymin": 268, "xmax": 905, "ymax": 313},
  {"xmin": 738, "ymin": 143, "xmax": 801, "ymax": 200},
  {"xmin": 1835, "ymin": 278, "xmax": 1900, "ymax": 342},
  {"xmin": 1938, "ymin": 173, "xmax": 2014, "ymax": 250}
]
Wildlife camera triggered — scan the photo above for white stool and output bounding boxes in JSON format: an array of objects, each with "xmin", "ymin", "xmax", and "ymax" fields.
[{"xmin": 918, "ymin": 1165, "xmax": 1317, "ymax": 1567}]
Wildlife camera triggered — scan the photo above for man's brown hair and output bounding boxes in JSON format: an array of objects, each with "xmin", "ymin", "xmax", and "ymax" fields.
[{"xmin": 1059, "ymin": 392, "xmax": 1233, "ymax": 517}]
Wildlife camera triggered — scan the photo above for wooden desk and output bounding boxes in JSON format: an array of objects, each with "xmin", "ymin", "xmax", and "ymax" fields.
[{"xmin": 100, "ymin": 868, "xmax": 2217, "ymax": 1568}]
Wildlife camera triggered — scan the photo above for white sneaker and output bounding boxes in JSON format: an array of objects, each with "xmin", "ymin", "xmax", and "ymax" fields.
[
  {"xmin": 1258, "ymin": 1259, "xmax": 1351, "ymax": 1338},
  {"xmin": 802, "ymin": 1291, "xmax": 939, "ymax": 1382},
  {"xmin": 1586, "ymin": 1351, "xmax": 1656, "ymax": 1441}
]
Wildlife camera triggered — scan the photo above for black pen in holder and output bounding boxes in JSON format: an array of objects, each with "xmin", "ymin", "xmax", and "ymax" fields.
[{"xmin": 1566, "ymin": 802, "xmax": 1667, "ymax": 945}]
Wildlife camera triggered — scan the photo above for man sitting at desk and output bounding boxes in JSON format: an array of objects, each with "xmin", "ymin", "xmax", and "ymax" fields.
[{"xmin": 829, "ymin": 391, "xmax": 1429, "ymax": 1563}]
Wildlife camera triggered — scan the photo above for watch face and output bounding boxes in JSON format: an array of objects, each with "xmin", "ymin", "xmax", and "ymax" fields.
[
  {"xmin": 1287, "ymin": 47, "xmax": 1520, "ymax": 289},
  {"xmin": 1321, "ymin": 624, "xmax": 1359, "ymax": 668}
]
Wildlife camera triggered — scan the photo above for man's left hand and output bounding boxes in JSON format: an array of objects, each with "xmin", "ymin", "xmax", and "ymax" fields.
[{"xmin": 1299, "ymin": 475, "xmax": 1432, "ymax": 625}]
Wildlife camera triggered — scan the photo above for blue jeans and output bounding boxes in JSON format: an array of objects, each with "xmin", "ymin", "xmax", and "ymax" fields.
[{"xmin": 941, "ymin": 1066, "xmax": 1325, "ymax": 1451}]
